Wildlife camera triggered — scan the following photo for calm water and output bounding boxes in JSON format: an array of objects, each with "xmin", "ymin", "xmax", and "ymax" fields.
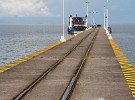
[
  {"xmin": 0, "ymin": 25, "xmax": 135, "ymax": 67},
  {"xmin": 112, "ymin": 24, "xmax": 135, "ymax": 67},
  {"xmin": 0, "ymin": 25, "xmax": 69, "ymax": 66}
]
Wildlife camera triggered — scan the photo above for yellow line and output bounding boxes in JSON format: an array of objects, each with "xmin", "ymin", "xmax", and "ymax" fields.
[
  {"xmin": 110, "ymin": 39, "xmax": 135, "ymax": 98},
  {"xmin": 0, "ymin": 33, "xmax": 79, "ymax": 73}
]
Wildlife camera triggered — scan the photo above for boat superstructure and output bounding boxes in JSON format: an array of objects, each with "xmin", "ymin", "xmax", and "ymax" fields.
[{"xmin": 67, "ymin": 15, "xmax": 87, "ymax": 34}]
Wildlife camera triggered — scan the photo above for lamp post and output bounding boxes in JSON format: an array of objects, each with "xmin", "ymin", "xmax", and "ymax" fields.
[
  {"xmin": 104, "ymin": 0, "xmax": 109, "ymax": 30},
  {"xmin": 86, "ymin": 1, "xmax": 89, "ymax": 27},
  {"xmin": 89, "ymin": 11, "xmax": 98, "ymax": 26},
  {"xmin": 104, "ymin": 6, "xmax": 106, "ymax": 29},
  {"xmin": 93, "ymin": 12, "xmax": 98, "ymax": 25},
  {"xmin": 89, "ymin": 12, "xmax": 93, "ymax": 26},
  {"xmin": 86, "ymin": 1, "xmax": 89, "ymax": 17},
  {"xmin": 60, "ymin": 0, "xmax": 66, "ymax": 42},
  {"xmin": 106, "ymin": 0, "xmax": 109, "ymax": 29}
]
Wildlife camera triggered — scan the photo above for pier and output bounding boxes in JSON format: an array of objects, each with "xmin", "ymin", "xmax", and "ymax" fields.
[{"xmin": 0, "ymin": 28, "xmax": 135, "ymax": 100}]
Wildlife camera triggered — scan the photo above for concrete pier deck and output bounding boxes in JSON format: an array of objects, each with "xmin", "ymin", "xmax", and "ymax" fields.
[
  {"xmin": 70, "ymin": 28, "xmax": 133, "ymax": 100},
  {"xmin": 0, "ymin": 28, "xmax": 134, "ymax": 100}
]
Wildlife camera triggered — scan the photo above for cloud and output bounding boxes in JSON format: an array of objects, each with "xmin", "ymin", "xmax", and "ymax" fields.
[{"xmin": 0, "ymin": 0, "xmax": 51, "ymax": 17}]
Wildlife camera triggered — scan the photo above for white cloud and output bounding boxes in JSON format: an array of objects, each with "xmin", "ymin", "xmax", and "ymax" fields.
[{"xmin": 0, "ymin": 0, "xmax": 51, "ymax": 17}]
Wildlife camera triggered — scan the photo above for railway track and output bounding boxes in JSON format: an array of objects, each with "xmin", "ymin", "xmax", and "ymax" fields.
[
  {"xmin": 13, "ymin": 28, "xmax": 99, "ymax": 100},
  {"xmin": 60, "ymin": 28, "xmax": 98, "ymax": 100}
]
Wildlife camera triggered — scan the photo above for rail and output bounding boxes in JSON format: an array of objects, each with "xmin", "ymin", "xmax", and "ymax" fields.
[{"xmin": 60, "ymin": 28, "xmax": 99, "ymax": 100}]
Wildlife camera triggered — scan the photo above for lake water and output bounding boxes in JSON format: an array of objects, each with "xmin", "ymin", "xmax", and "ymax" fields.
[{"xmin": 0, "ymin": 25, "xmax": 135, "ymax": 67}]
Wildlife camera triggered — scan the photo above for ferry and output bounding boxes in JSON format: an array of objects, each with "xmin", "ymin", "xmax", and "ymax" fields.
[{"xmin": 67, "ymin": 15, "xmax": 88, "ymax": 34}]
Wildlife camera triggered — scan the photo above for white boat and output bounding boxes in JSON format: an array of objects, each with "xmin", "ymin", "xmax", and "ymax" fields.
[{"xmin": 67, "ymin": 15, "xmax": 88, "ymax": 34}]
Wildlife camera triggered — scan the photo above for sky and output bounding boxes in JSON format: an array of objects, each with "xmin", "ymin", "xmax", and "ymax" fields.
[{"xmin": 0, "ymin": 0, "xmax": 135, "ymax": 25}]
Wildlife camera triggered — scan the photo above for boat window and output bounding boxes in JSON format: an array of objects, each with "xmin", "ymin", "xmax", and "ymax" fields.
[{"xmin": 72, "ymin": 17, "xmax": 84, "ymax": 25}]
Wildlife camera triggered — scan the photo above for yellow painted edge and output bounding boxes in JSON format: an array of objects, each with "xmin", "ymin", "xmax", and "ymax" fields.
[
  {"xmin": 109, "ymin": 38, "xmax": 135, "ymax": 98},
  {"xmin": 0, "ymin": 31, "xmax": 84, "ymax": 73}
]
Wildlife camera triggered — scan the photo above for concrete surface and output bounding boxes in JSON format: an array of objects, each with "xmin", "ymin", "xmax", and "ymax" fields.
[{"xmin": 70, "ymin": 28, "xmax": 134, "ymax": 100}]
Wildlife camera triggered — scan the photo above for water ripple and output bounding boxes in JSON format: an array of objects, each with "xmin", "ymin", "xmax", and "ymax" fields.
[{"xmin": 0, "ymin": 25, "xmax": 69, "ymax": 66}]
